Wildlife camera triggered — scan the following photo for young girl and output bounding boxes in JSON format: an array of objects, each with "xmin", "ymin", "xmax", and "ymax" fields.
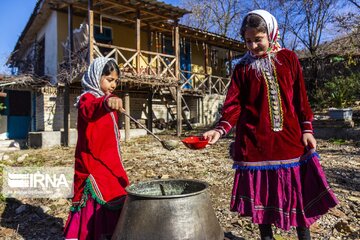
[
  {"xmin": 203, "ymin": 10, "xmax": 338, "ymax": 240},
  {"xmin": 64, "ymin": 57, "xmax": 129, "ymax": 240}
]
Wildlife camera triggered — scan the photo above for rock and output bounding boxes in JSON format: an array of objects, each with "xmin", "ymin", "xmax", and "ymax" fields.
[
  {"xmin": 15, "ymin": 205, "xmax": 27, "ymax": 214},
  {"xmin": 334, "ymin": 220, "xmax": 353, "ymax": 233},
  {"xmin": 160, "ymin": 174, "xmax": 170, "ymax": 179},
  {"xmin": 347, "ymin": 196, "xmax": 360, "ymax": 204},
  {"xmin": 2, "ymin": 154, "xmax": 9, "ymax": 161},
  {"xmin": 41, "ymin": 206, "xmax": 51, "ymax": 213},
  {"xmin": 17, "ymin": 154, "xmax": 29, "ymax": 162},
  {"xmin": 329, "ymin": 208, "xmax": 349, "ymax": 219}
]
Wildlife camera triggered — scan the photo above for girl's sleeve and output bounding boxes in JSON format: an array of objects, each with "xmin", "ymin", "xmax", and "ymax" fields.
[
  {"xmin": 292, "ymin": 52, "xmax": 314, "ymax": 134},
  {"xmin": 78, "ymin": 93, "xmax": 114, "ymax": 121},
  {"xmin": 215, "ymin": 66, "xmax": 242, "ymax": 136}
]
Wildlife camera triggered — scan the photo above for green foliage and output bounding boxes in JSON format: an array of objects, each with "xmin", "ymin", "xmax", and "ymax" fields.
[
  {"xmin": 328, "ymin": 138, "xmax": 346, "ymax": 145},
  {"xmin": 322, "ymin": 73, "xmax": 360, "ymax": 108},
  {"xmin": 0, "ymin": 103, "xmax": 5, "ymax": 111}
]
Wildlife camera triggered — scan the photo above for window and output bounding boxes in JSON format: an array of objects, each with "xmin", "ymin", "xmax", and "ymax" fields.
[
  {"xmin": 35, "ymin": 37, "xmax": 45, "ymax": 76},
  {"xmin": 94, "ymin": 25, "xmax": 113, "ymax": 55}
]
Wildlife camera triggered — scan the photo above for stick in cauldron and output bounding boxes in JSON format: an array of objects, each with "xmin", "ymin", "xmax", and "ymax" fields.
[{"xmin": 121, "ymin": 111, "xmax": 178, "ymax": 151}]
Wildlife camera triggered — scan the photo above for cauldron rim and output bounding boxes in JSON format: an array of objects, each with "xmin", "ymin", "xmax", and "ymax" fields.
[{"xmin": 125, "ymin": 179, "xmax": 209, "ymax": 199}]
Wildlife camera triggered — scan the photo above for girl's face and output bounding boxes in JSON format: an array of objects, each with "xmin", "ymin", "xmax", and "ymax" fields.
[
  {"xmin": 100, "ymin": 70, "xmax": 119, "ymax": 95},
  {"xmin": 244, "ymin": 28, "xmax": 270, "ymax": 57}
]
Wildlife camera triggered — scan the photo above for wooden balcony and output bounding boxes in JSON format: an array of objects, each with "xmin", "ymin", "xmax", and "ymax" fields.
[
  {"xmin": 180, "ymin": 70, "xmax": 231, "ymax": 95},
  {"xmin": 93, "ymin": 42, "xmax": 230, "ymax": 95}
]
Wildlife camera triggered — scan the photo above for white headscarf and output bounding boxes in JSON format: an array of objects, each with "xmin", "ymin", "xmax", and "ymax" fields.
[
  {"xmin": 239, "ymin": 10, "xmax": 281, "ymax": 76},
  {"xmin": 248, "ymin": 9, "xmax": 280, "ymax": 52},
  {"xmin": 75, "ymin": 57, "xmax": 117, "ymax": 107}
]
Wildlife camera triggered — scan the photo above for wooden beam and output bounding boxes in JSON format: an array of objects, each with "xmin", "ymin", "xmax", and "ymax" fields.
[
  {"xmin": 124, "ymin": 91, "xmax": 130, "ymax": 141},
  {"xmin": 204, "ymin": 43, "xmax": 208, "ymax": 74},
  {"xmin": 176, "ymin": 86, "xmax": 182, "ymax": 136},
  {"xmin": 147, "ymin": 91, "xmax": 153, "ymax": 131},
  {"xmin": 228, "ymin": 49, "xmax": 233, "ymax": 75},
  {"xmin": 88, "ymin": 0, "xmax": 94, "ymax": 63},
  {"xmin": 64, "ymin": 4, "xmax": 74, "ymax": 147},
  {"xmin": 136, "ymin": 9, "xmax": 141, "ymax": 74},
  {"xmin": 174, "ymin": 20, "xmax": 180, "ymax": 79}
]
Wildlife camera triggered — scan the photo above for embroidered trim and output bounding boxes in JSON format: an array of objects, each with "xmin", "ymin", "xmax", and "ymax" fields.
[
  {"xmin": 262, "ymin": 60, "xmax": 283, "ymax": 132},
  {"xmin": 220, "ymin": 120, "xmax": 232, "ymax": 129},
  {"xmin": 70, "ymin": 176, "xmax": 125, "ymax": 212},
  {"xmin": 111, "ymin": 112, "xmax": 123, "ymax": 161},
  {"xmin": 232, "ymin": 150, "xmax": 318, "ymax": 170},
  {"xmin": 302, "ymin": 130, "xmax": 313, "ymax": 133}
]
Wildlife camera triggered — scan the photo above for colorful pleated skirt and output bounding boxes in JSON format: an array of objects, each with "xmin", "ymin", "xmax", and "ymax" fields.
[
  {"xmin": 64, "ymin": 178, "xmax": 125, "ymax": 240},
  {"xmin": 230, "ymin": 149, "xmax": 339, "ymax": 230}
]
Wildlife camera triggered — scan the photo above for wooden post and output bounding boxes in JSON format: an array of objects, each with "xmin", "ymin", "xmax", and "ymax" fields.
[
  {"xmin": 147, "ymin": 24, "xmax": 151, "ymax": 75},
  {"xmin": 124, "ymin": 91, "xmax": 130, "ymax": 141},
  {"xmin": 207, "ymin": 45, "xmax": 212, "ymax": 94},
  {"xmin": 201, "ymin": 97, "xmax": 204, "ymax": 124},
  {"xmin": 147, "ymin": 91, "xmax": 153, "ymax": 131},
  {"xmin": 64, "ymin": 4, "xmax": 73, "ymax": 147},
  {"xmin": 136, "ymin": 9, "xmax": 141, "ymax": 74},
  {"xmin": 228, "ymin": 49, "xmax": 233, "ymax": 75},
  {"xmin": 204, "ymin": 43, "xmax": 208, "ymax": 75},
  {"xmin": 174, "ymin": 20, "xmax": 180, "ymax": 80},
  {"xmin": 176, "ymin": 86, "xmax": 182, "ymax": 136},
  {"xmin": 174, "ymin": 20, "xmax": 181, "ymax": 136},
  {"xmin": 88, "ymin": 10, "xmax": 94, "ymax": 63}
]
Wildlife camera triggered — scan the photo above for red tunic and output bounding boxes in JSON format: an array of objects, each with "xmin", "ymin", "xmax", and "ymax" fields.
[
  {"xmin": 216, "ymin": 49, "xmax": 314, "ymax": 162},
  {"xmin": 72, "ymin": 92, "xmax": 129, "ymax": 205}
]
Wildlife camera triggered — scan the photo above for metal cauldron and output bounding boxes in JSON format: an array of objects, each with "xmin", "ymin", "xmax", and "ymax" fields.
[{"xmin": 112, "ymin": 179, "xmax": 223, "ymax": 240}]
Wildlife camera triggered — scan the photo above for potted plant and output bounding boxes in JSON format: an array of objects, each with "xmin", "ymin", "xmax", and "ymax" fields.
[{"xmin": 324, "ymin": 73, "xmax": 359, "ymax": 120}]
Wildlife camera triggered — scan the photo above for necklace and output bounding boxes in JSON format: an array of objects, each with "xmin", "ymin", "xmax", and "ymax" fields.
[{"xmin": 261, "ymin": 60, "xmax": 283, "ymax": 132}]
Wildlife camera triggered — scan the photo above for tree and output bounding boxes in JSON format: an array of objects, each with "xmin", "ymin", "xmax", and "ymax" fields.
[{"xmin": 180, "ymin": 0, "xmax": 246, "ymax": 39}]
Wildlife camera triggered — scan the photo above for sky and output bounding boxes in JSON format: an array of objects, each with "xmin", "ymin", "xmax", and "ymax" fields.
[
  {"xmin": 0, "ymin": 0, "xmax": 182, "ymax": 74},
  {"xmin": 0, "ymin": 0, "xmax": 38, "ymax": 74}
]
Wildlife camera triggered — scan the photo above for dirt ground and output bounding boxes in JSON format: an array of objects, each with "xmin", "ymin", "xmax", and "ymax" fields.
[{"xmin": 0, "ymin": 129, "xmax": 359, "ymax": 240}]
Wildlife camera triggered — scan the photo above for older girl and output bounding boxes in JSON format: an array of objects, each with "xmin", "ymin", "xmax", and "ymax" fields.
[{"xmin": 204, "ymin": 10, "xmax": 338, "ymax": 240}]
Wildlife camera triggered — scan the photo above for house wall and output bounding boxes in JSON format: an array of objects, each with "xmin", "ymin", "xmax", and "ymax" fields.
[
  {"xmin": 116, "ymin": 92, "xmax": 170, "ymax": 127},
  {"xmin": 35, "ymin": 87, "xmax": 77, "ymax": 131},
  {"xmin": 57, "ymin": 12, "xmax": 156, "ymax": 71},
  {"xmin": 36, "ymin": 11, "xmax": 58, "ymax": 84},
  {"xmin": 202, "ymin": 94, "xmax": 225, "ymax": 125}
]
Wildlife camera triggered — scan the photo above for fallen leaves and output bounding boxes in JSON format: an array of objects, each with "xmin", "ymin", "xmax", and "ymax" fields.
[{"xmin": 0, "ymin": 133, "xmax": 359, "ymax": 239}]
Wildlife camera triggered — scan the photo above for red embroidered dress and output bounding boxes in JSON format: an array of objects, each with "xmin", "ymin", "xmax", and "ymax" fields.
[
  {"xmin": 215, "ymin": 49, "xmax": 338, "ymax": 230},
  {"xmin": 73, "ymin": 93, "xmax": 128, "ymax": 206},
  {"xmin": 216, "ymin": 49, "xmax": 313, "ymax": 162},
  {"xmin": 64, "ymin": 92, "xmax": 129, "ymax": 239}
]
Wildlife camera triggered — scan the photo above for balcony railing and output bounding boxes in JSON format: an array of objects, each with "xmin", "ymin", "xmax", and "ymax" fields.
[
  {"xmin": 93, "ymin": 42, "xmax": 230, "ymax": 95},
  {"xmin": 94, "ymin": 42, "xmax": 177, "ymax": 79},
  {"xmin": 180, "ymin": 70, "xmax": 230, "ymax": 95}
]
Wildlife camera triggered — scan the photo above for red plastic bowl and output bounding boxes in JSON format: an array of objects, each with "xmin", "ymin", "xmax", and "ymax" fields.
[{"xmin": 182, "ymin": 136, "xmax": 209, "ymax": 150}]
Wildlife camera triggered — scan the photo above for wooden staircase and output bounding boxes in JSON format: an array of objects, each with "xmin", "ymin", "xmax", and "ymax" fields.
[{"xmin": 158, "ymin": 87, "xmax": 193, "ymax": 130}]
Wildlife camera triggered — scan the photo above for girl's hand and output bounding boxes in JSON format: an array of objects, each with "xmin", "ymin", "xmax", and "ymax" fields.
[
  {"xmin": 302, "ymin": 133, "xmax": 316, "ymax": 150},
  {"xmin": 203, "ymin": 130, "xmax": 221, "ymax": 144},
  {"xmin": 107, "ymin": 97, "xmax": 125, "ymax": 112}
]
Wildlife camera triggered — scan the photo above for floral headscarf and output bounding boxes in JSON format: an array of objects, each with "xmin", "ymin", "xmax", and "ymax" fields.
[
  {"xmin": 248, "ymin": 9, "xmax": 281, "ymax": 54},
  {"xmin": 75, "ymin": 57, "xmax": 117, "ymax": 107},
  {"xmin": 239, "ymin": 10, "xmax": 282, "ymax": 76}
]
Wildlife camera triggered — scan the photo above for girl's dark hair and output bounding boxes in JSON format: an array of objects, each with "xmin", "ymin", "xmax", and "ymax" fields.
[
  {"xmin": 240, "ymin": 14, "xmax": 267, "ymax": 39},
  {"xmin": 102, "ymin": 59, "xmax": 120, "ymax": 77}
]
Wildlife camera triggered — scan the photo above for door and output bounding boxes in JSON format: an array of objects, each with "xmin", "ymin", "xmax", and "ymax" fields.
[
  {"xmin": 164, "ymin": 38, "xmax": 192, "ymax": 88},
  {"xmin": 6, "ymin": 90, "xmax": 31, "ymax": 139}
]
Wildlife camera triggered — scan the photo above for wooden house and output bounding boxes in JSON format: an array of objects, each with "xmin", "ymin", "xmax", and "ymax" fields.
[{"xmin": 4, "ymin": 0, "xmax": 245, "ymax": 146}]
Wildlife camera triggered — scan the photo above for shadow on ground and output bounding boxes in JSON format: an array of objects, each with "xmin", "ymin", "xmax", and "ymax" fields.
[{"xmin": 0, "ymin": 198, "xmax": 63, "ymax": 239}]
